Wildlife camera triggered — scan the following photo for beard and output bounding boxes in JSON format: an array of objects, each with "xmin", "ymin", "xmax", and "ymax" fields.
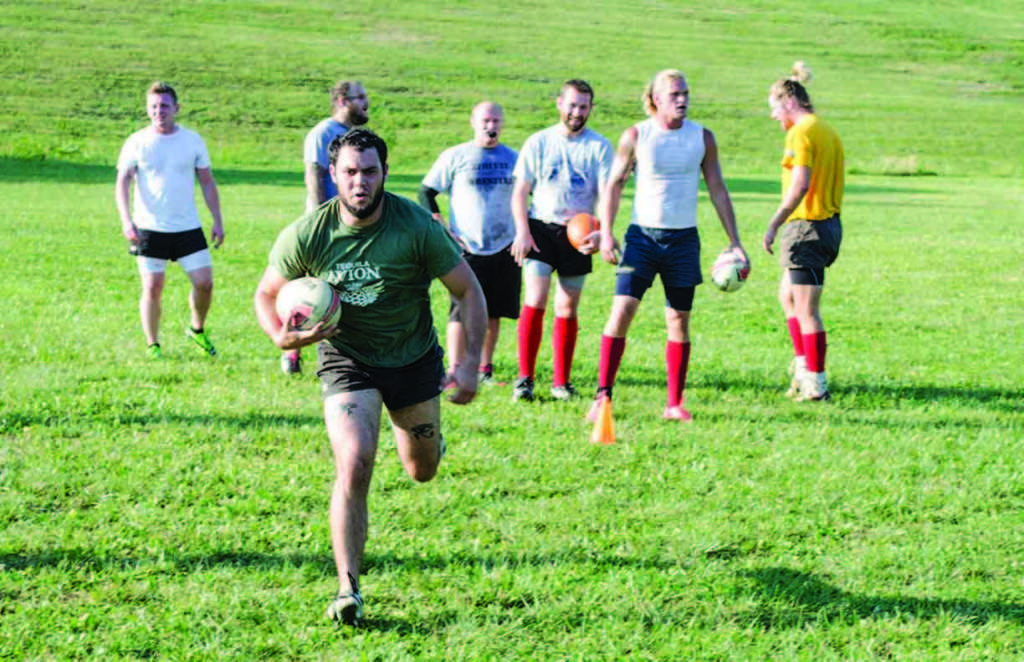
[
  {"xmin": 348, "ymin": 107, "xmax": 369, "ymax": 126},
  {"xmin": 563, "ymin": 115, "xmax": 587, "ymax": 133},
  {"xmin": 341, "ymin": 184, "xmax": 385, "ymax": 220}
]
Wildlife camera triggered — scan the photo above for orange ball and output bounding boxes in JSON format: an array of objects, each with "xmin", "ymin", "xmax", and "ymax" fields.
[{"xmin": 566, "ymin": 213, "xmax": 599, "ymax": 252}]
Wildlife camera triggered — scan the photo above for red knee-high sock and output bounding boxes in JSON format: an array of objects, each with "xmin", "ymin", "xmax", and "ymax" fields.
[
  {"xmin": 597, "ymin": 335, "xmax": 627, "ymax": 394},
  {"xmin": 787, "ymin": 317, "xmax": 804, "ymax": 357},
  {"xmin": 517, "ymin": 306, "xmax": 545, "ymax": 378},
  {"xmin": 666, "ymin": 341, "xmax": 691, "ymax": 408},
  {"xmin": 802, "ymin": 331, "xmax": 827, "ymax": 373},
  {"xmin": 552, "ymin": 316, "xmax": 578, "ymax": 386}
]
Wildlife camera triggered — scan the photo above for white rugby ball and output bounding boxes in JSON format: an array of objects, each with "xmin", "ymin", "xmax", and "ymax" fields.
[
  {"xmin": 710, "ymin": 253, "xmax": 750, "ymax": 293},
  {"xmin": 275, "ymin": 277, "xmax": 342, "ymax": 330}
]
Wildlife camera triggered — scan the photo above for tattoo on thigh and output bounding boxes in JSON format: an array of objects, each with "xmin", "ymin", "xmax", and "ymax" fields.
[
  {"xmin": 330, "ymin": 401, "xmax": 358, "ymax": 417},
  {"xmin": 411, "ymin": 423, "xmax": 436, "ymax": 440}
]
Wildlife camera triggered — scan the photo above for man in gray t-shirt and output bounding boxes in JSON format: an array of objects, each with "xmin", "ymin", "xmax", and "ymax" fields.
[
  {"xmin": 508, "ymin": 80, "xmax": 613, "ymax": 403},
  {"xmin": 420, "ymin": 101, "xmax": 520, "ymax": 385}
]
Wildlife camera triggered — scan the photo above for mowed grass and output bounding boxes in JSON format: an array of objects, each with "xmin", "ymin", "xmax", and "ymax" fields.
[{"xmin": 2, "ymin": 1, "xmax": 1024, "ymax": 660}]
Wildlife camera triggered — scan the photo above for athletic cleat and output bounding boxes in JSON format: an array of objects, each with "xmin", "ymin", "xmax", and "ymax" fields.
[
  {"xmin": 786, "ymin": 356, "xmax": 807, "ymax": 399},
  {"xmin": 186, "ymin": 327, "xmax": 217, "ymax": 357},
  {"xmin": 280, "ymin": 351, "xmax": 302, "ymax": 375},
  {"xmin": 550, "ymin": 382, "xmax": 579, "ymax": 401},
  {"xmin": 795, "ymin": 372, "xmax": 830, "ymax": 402},
  {"xmin": 795, "ymin": 389, "xmax": 831, "ymax": 402},
  {"xmin": 512, "ymin": 376, "xmax": 535, "ymax": 402},
  {"xmin": 478, "ymin": 364, "xmax": 495, "ymax": 386},
  {"xmin": 146, "ymin": 343, "xmax": 162, "ymax": 360},
  {"xmin": 663, "ymin": 405, "xmax": 693, "ymax": 422},
  {"xmin": 586, "ymin": 388, "xmax": 612, "ymax": 422},
  {"xmin": 325, "ymin": 591, "xmax": 364, "ymax": 626}
]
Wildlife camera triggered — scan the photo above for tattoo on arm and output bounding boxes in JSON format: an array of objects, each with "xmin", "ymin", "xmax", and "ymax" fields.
[{"xmin": 410, "ymin": 423, "xmax": 436, "ymax": 440}]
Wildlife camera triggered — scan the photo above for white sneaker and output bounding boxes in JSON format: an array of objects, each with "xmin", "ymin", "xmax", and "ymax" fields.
[
  {"xmin": 550, "ymin": 382, "xmax": 579, "ymax": 401},
  {"xmin": 786, "ymin": 356, "xmax": 807, "ymax": 398},
  {"xmin": 795, "ymin": 371, "xmax": 830, "ymax": 402}
]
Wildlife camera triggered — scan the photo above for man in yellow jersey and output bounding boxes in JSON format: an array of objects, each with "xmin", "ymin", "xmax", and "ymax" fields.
[{"xmin": 763, "ymin": 62, "xmax": 844, "ymax": 402}]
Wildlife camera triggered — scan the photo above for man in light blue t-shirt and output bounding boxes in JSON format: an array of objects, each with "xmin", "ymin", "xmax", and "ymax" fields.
[{"xmin": 281, "ymin": 80, "xmax": 370, "ymax": 375}]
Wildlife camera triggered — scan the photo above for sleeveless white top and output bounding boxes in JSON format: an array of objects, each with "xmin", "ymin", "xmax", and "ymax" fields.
[{"xmin": 631, "ymin": 118, "xmax": 705, "ymax": 230}]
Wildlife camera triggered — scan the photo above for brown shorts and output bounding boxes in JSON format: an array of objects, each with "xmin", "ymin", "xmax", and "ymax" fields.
[{"xmin": 779, "ymin": 215, "xmax": 842, "ymax": 271}]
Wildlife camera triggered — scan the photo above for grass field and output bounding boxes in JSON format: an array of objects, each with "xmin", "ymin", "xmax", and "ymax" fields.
[{"xmin": 2, "ymin": 1, "xmax": 1023, "ymax": 660}]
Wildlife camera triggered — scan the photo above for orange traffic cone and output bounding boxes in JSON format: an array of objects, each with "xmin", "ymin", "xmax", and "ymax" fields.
[{"xmin": 590, "ymin": 396, "xmax": 615, "ymax": 444}]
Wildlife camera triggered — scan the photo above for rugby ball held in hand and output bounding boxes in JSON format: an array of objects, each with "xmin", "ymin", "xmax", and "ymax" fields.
[
  {"xmin": 276, "ymin": 277, "xmax": 342, "ymax": 330},
  {"xmin": 566, "ymin": 212, "xmax": 600, "ymax": 252},
  {"xmin": 711, "ymin": 253, "xmax": 750, "ymax": 293}
]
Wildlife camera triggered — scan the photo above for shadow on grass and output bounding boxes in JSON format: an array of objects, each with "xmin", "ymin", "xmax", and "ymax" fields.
[
  {"xmin": 6, "ymin": 550, "xmax": 1021, "ymax": 631},
  {"xmin": 0, "ymin": 409, "xmax": 325, "ymax": 433},
  {"xmin": 740, "ymin": 566, "xmax": 1024, "ymax": 627},
  {"xmin": 0, "ymin": 547, "xmax": 674, "ymax": 575},
  {"xmin": 675, "ymin": 372, "xmax": 1023, "ymax": 418},
  {"xmin": 1, "ymin": 156, "xmax": 936, "ymax": 196},
  {"xmin": 2, "ymin": 155, "xmax": 452, "ymax": 191}
]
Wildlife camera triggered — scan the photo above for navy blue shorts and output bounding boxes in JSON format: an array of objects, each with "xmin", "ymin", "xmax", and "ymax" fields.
[{"xmin": 615, "ymin": 225, "xmax": 702, "ymax": 309}]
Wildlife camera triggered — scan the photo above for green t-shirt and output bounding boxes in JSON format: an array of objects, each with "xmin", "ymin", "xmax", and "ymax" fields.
[{"xmin": 269, "ymin": 192, "xmax": 462, "ymax": 368}]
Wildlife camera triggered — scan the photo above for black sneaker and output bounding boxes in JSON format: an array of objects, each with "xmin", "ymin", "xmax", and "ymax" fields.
[
  {"xmin": 325, "ymin": 591, "xmax": 364, "ymax": 626},
  {"xmin": 512, "ymin": 376, "xmax": 535, "ymax": 402}
]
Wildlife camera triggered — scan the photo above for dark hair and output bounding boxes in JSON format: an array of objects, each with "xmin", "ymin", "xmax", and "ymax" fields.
[
  {"xmin": 561, "ymin": 79, "xmax": 595, "ymax": 101},
  {"xmin": 147, "ymin": 81, "xmax": 177, "ymax": 104},
  {"xmin": 330, "ymin": 80, "xmax": 362, "ymax": 106},
  {"xmin": 328, "ymin": 128, "xmax": 388, "ymax": 168}
]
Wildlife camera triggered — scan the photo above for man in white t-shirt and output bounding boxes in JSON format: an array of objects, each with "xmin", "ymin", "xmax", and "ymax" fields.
[
  {"xmin": 115, "ymin": 81, "xmax": 224, "ymax": 359},
  {"xmin": 509, "ymin": 79, "xmax": 612, "ymax": 402},
  {"xmin": 419, "ymin": 101, "xmax": 520, "ymax": 386},
  {"xmin": 280, "ymin": 80, "xmax": 371, "ymax": 375}
]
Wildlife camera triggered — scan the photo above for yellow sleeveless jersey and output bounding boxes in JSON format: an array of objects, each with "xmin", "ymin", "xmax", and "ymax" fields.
[{"xmin": 781, "ymin": 114, "xmax": 844, "ymax": 222}]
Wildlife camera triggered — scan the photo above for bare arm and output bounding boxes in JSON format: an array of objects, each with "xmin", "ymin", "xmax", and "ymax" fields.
[
  {"xmin": 254, "ymin": 266, "xmax": 337, "ymax": 350},
  {"xmin": 763, "ymin": 164, "xmax": 810, "ymax": 255},
  {"xmin": 597, "ymin": 126, "xmax": 637, "ymax": 264},
  {"xmin": 701, "ymin": 129, "xmax": 749, "ymax": 264},
  {"xmin": 115, "ymin": 167, "xmax": 138, "ymax": 242},
  {"xmin": 304, "ymin": 162, "xmax": 328, "ymax": 213},
  {"xmin": 438, "ymin": 260, "xmax": 486, "ymax": 404},
  {"xmin": 196, "ymin": 167, "xmax": 224, "ymax": 248},
  {"xmin": 509, "ymin": 177, "xmax": 536, "ymax": 266}
]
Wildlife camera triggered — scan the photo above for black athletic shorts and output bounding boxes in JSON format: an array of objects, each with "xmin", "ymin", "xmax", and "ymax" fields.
[
  {"xmin": 129, "ymin": 227, "xmax": 208, "ymax": 261},
  {"xmin": 526, "ymin": 218, "xmax": 592, "ymax": 277},
  {"xmin": 317, "ymin": 342, "xmax": 445, "ymax": 411},
  {"xmin": 450, "ymin": 246, "xmax": 521, "ymax": 321}
]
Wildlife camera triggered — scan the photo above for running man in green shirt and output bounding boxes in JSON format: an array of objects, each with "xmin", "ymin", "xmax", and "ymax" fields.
[{"xmin": 254, "ymin": 129, "xmax": 486, "ymax": 626}]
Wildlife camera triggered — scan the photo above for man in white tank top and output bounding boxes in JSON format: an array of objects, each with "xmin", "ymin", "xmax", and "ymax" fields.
[{"xmin": 588, "ymin": 70, "xmax": 749, "ymax": 422}]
